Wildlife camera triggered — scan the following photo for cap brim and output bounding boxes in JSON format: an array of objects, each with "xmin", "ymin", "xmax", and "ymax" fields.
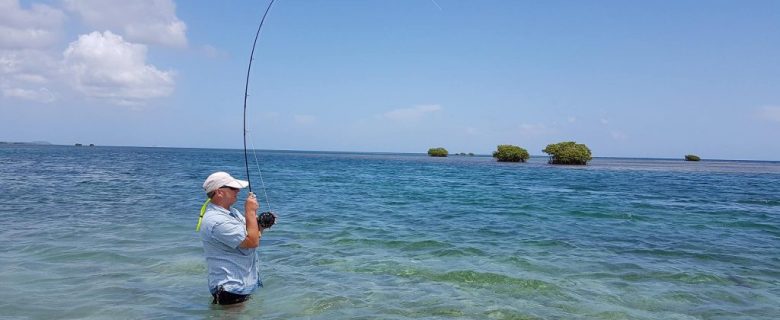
[{"xmin": 224, "ymin": 179, "xmax": 249, "ymax": 189}]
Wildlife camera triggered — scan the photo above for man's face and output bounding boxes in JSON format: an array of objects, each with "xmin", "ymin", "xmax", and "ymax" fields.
[{"xmin": 219, "ymin": 186, "xmax": 240, "ymax": 206}]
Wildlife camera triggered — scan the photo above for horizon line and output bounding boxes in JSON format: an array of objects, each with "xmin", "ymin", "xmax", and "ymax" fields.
[{"xmin": 3, "ymin": 141, "xmax": 778, "ymax": 162}]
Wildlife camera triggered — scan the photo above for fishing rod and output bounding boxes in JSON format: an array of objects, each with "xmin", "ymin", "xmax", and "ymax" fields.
[
  {"xmin": 243, "ymin": 0, "xmax": 276, "ymax": 193},
  {"xmin": 243, "ymin": 0, "xmax": 277, "ymax": 228}
]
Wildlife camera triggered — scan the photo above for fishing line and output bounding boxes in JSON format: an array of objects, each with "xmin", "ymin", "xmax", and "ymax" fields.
[{"xmin": 248, "ymin": 130, "xmax": 272, "ymax": 213}]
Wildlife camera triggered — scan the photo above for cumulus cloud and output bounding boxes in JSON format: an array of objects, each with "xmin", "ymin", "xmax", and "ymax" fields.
[
  {"xmin": 64, "ymin": 0, "xmax": 187, "ymax": 48},
  {"xmin": 0, "ymin": 0, "xmax": 65, "ymax": 49},
  {"xmin": 757, "ymin": 106, "xmax": 780, "ymax": 123},
  {"xmin": 63, "ymin": 31, "xmax": 174, "ymax": 105},
  {"xmin": 381, "ymin": 104, "xmax": 442, "ymax": 122},
  {"xmin": 1, "ymin": 1, "xmax": 181, "ymax": 105}
]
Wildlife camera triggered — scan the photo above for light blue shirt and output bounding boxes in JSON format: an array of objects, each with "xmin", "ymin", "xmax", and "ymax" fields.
[{"xmin": 200, "ymin": 203, "xmax": 261, "ymax": 295}]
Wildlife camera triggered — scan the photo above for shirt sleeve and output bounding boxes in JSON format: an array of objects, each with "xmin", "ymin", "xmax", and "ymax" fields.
[{"xmin": 210, "ymin": 219, "xmax": 247, "ymax": 249}]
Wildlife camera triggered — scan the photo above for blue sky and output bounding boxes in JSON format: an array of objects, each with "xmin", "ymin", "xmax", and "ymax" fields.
[{"xmin": 2, "ymin": 0, "xmax": 779, "ymax": 160}]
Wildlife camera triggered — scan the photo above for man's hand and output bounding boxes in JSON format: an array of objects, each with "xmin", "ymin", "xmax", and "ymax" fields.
[
  {"xmin": 245, "ymin": 192, "xmax": 259, "ymax": 214},
  {"xmin": 239, "ymin": 192, "xmax": 260, "ymax": 249}
]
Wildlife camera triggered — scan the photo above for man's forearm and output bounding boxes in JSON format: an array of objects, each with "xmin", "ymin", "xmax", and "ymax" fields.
[{"xmin": 240, "ymin": 210, "xmax": 259, "ymax": 248}]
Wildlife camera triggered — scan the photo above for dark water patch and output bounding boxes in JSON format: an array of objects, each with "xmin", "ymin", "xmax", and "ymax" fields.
[
  {"xmin": 656, "ymin": 290, "xmax": 709, "ymax": 304},
  {"xmin": 149, "ymin": 259, "xmax": 206, "ymax": 275},
  {"xmin": 301, "ymin": 295, "xmax": 352, "ymax": 315},
  {"xmin": 566, "ymin": 209, "xmax": 643, "ymax": 221},
  {"xmin": 523, "ymin": 238, "xmax": 578, "ymax": 249},
  {"xmin": 484, "ymin": 308, "xmax": 544, "ymax": 320},
  {"xmin": 717, "ymin": 219, "xmax": 780, "ymax": 234},
  {"xmin": 616, "ymin": 247, "xmax": 765, "ymax": 267},
  {"xmin": 344, "ymin": 260, "xmax": 561, "ymax": 296},
  {"xmin": 737, "ymin": 198, "xmax": 780, "ymax": 206},
  {"xmin": 725, "ymin": 274, "xmax": 754, "ymax": 288},
  {"xmin": 504, "ymin": 256, "xmax": 570, "ymax": 275},
  {"xmin": 619, "ymin": 271, "xmax": 731, "ymax": 285},
  {"xmin": 331, "ymin": 237, "xmax": 451, "ymax": 252},
  {"xmin": 586, "ymin": 310, "xmax": 633, "ymax": 320},
  {"xmin": 312, "ymin": 258, "xmax": 341, "ymax": 266},
  {"xmin": 429, "ymin": 246, "xmax": 487, "ymax": 257},
  {"xmin": 431, "ymin": 270, "xmax": 554, "ymax": 290}
]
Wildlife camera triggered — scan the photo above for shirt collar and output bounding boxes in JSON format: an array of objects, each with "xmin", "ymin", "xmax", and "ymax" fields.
[{"xmin": 208, "ymin": 202, "xmax": 239, "ymax": 219}]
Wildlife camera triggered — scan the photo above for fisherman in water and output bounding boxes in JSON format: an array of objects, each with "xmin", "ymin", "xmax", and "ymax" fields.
[{"xmin": 198, "ymin": 171, "xmax": 267, "ymax": 305}]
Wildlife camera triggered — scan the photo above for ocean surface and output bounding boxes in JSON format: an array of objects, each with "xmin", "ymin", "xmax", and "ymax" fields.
[{"xmin": 1, "ymin": 145, "xmax": 778, "ymax": 319}]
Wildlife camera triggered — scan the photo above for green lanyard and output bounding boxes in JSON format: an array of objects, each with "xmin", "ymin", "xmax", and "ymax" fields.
[{"xmin": 195, "ymin": 198, "xmax": 211, "ymax": 231}]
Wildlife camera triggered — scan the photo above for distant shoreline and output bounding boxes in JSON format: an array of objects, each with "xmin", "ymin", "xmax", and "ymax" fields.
[
  {"xmin": 2, "ymin": 142, "xmax": 778, "ymax": 162},
  {"xmin": 0, "ymin": 141, "xmax": 52, "ymax": 146}
]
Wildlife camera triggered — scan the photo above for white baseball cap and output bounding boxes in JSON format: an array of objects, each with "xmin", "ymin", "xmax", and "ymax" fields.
[{"xmin": 203, "ymin": 171, "xmax": 249, "ymax": 193}]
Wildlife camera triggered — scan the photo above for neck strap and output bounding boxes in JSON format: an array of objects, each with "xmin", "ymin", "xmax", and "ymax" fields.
[{"xmin": 195, "ymin": 198, "xmax": 211, "ymax": 231}]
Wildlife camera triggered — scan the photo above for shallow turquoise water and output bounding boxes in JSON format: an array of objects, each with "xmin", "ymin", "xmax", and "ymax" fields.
[{"xmin": 1, "ymin": 145, "xmax": 778, "ymax": 319}]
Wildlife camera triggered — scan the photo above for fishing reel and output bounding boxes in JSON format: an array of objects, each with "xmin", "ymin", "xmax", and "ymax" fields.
[{"xmin": 258, "ymin": 211, "xmax": 276, "ymax": 229}]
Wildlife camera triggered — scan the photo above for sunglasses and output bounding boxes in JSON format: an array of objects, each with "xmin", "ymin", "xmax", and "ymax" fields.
[{"xmin": 220, "ymin": 186, "xmax": 240, "ymax": 191}]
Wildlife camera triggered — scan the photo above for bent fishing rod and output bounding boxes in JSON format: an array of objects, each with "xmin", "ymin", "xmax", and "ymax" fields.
[{"xmin": 243, "ymin": 0, "xmax": 277, "ymax": 228}]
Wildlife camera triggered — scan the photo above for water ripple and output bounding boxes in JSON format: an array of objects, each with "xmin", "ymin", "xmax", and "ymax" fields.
[{"xmin": 1, "ymin": 146, "xmax": 779, "ymax": 319}]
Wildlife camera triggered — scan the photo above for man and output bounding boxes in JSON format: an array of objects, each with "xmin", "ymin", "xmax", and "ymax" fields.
[{"xmin": 199, "ymin": 171, "xmax": 265, "ymax": 305}]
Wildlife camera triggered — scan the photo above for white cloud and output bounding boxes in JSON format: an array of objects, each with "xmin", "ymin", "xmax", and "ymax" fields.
[
  {"xmin": 64, "ymin": 0, "xmax": 187, "ymax": 48},
  {"xmin": 294, "ymin": 114, "xmax": 316, "ymax": 125},
  {"xmin": 0, "ymin": 0, "xmax": 65, "ymax": 102},
  {"xmin": 63, "ymin": 31, "xmax": 174, "ymax": 105},
  {"xmin": 1, "ymin": 0, "xmax": 181, "ymax": 105},
  {"xmin": 13, "ymin": 73, "xmax": 48, "ymax": 84},
  {"xmin": 381, "ymin": 104, "xmax": 442, "ymax": 122},
  {"xmin": 0, "ymin": 49, "xmax": 61, "ymax": 102},
  {"xmin": 757, "ymin": 106, "xmax": 780, "ymax": 123},
  {"xmin": 2, "ymin": 87, "xmax": 55, "ymax": 103},
  {"xmin": 0, "ymin": 0, "xmax": 65, "ymax": 49},
  {"xmin": 0, "ymin": 49, "xmax": 57, "ymax": 75}
]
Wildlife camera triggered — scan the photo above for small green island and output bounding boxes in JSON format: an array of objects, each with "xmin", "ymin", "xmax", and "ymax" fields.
[
  {"xmin": 492, "ymin": 144, "xmax": 529, "ymax": 162},
  {"xmin": 685, "ymin": 154, "xmax": 701, "ymax": 161},
  {"xmin": 427, "ymin": 147, "xmax": 448, "ymax": 157},
  {"xmin": 543, "ymin": 141, "xmax": 592, "ymax": 165}
]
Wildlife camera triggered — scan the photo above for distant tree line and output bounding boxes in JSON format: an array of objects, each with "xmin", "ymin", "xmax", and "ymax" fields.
[
  {"xmin": 542, "ymin": 141, "xmax": 592, "ymax": 165},
  {"xmin": 427, "ymin": 147, "xmax": 448, "ymax": 157},
  {"xmin": 488, "ymin": 141, "xmax": 592, "ymax": 165},
  {"xmin": 428, "ymin": 144, "xmax": 704, "ymax": 165},
  {"xmin": 426, "ymin": 141, "xmax": 593, "ymax": 165},
  {"xmin": 685, "ymin": 154, "xmax": 701, "ymax": 161},
  {"xmin": 493, "ymin": 145, "xmax": 529, "ymax": 162}
]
